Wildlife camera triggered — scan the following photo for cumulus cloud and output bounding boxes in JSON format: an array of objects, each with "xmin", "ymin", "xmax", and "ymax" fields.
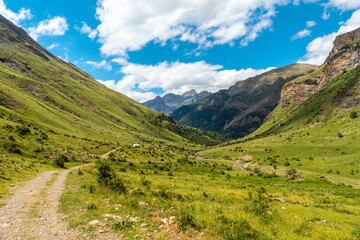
[
  {"xmin": 291, "ymin": 28, "xmax": 311, "ymax": 40},
  {"xmin": 86, "ymin": 60, "xmax": 112, "ymax": 71},
  {"xmin": 327, "ymin": 0, "xmax": 360, "ymax": 11},
  {"xmin": 47, "ymin": 43, "xmax": 59, "ymax": 50},
  {"xmin": 0, "ymin": 0, "xmax": 31, "ymax": 25},
  {"xmin": 29, "ymin": 16, "xmax": 68, "ymax": 40},
  {"xmin": 306, "ymin": 20, "xmax": 317, "ymax": 28},
  {"xmin": 79, "ymin": 21, "xmax": 98, "ymax": 40},
  {"xmin": 95, "ymin": 0, "xmax": 290, "ymax": 56},
  {"xmin": 111, "ymin": 57, "xmax": 128, "ymax": 66},
  {"xmin": 299, "ymin": 9, "xmax": 360, "ymax": 65},
  {"xmin": 97, "ymin": 61, "xmax": 274, "ymax": 102}
]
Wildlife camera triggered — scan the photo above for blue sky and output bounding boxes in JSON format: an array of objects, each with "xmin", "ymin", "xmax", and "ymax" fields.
[{"xmin": 1, "ymin": 0, "xmax": 360, "ymax": 102}]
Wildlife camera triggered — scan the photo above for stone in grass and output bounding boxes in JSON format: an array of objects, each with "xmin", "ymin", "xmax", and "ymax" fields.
[
  {"xmin": 88, "ymin": 220, "xmax": 100, "ymax": 226},
  {"xmin": 141, "ymin": 223, "xmax": 148, "ymax": 228},
  {"xmin": 103, "ymin": 214, "xmax": 117, "ymax": 219},
  {"xmin": 138, "ymin": 202, "xmax": 148, "ymax": 207},
  {"xmin": 316, "ymin": 220, "xmax": 327, "ymax": 224},
  {"xmin": 129, "ymin": 217, "xmax": 140, "ymax": 223}
]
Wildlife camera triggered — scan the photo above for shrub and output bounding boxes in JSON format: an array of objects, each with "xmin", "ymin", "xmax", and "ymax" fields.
[
  {"xmin": 350, "ymin": 111, "xmax": 358, "ymax": 119},
  {"xmin": 95, "ymin": 159, "xmax": 112, "ymax": 185},
  {"xmin": 52, "ymin": 154, "xmax": 69, "ymax": 168},
  {"xmin": 178, "ymin": 207, "xmax": 196, "ymax": 231},
  {"xmin": 113, "ymin": 219, "xmax": 134, "ymax": 229},
  {"xmin": 6, "ymin": 143, "xmax": 22, "ymax": 154},
  {"xmin": 95, "ymin": 159, "xmax": 127, "ymax": 194},
  {"xmin": 109, "ymin": 176, "xmax": 127, "ymax": 193},
  {"xmin": 287, "ymin": 168, "xmax": 297, "ymax": 176},
  {"xmin": 77, "ymin": 168, "xmax": 83, "ymax": 175},
  {"xmin": 245, "ymin": 187, "xmax": 271, "ymax": 219},
  {"xmin": 219, "ymin": 217, "xmax": 263, "ymax": 240},
  {"xmin": 140, "ymin": 175, "xmax": 151, "ymax": 187},
  {"xmin": 338, "ymin": 133, "xmax": 344, "ymax": 138},
  {"xmin": 87, "ymin": 203, "xmax": 97, "ymax": 211},
  {"xmin": 88, "ymin": 184, "xmax": 95, "ymax": 193},
  {"xmin": 16, "ymin": 125, "xmax": 31, "ymax": 136}
]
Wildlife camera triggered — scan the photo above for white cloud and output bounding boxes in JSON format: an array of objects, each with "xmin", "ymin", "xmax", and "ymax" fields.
[
  {"xmin": 306, "ymin": 20, "xmax": 317, "ymax": 28},
  {"xmin": 79, "ymin": 21, "xmax": 98, "ymax": 40},
  {"xmin": 47, "ymin": 43, "xmax": 59, "ymax": 50},
  {"xmin": 97, "ymin": 61, "xmax": 274, "ymax": 102},
  {"xmin": 95, "ymin": 0, "xmax": 290, "ymax": 56},
  {"xmin": 291, "ymin": 28, "xmax": 311, "ymax": 40},
  {"xmin": 299, "ymin": 9, "xmax": 360, "ymax": 65},
  {"xmin": 0, "ymin": 0, "xmax": 31, "ymax": 25},
  {"xmin": 28, "ymin": 16, "xmax": 68, "ymax": 40},
  {"xmin": 327, "ymin": 0, "xmax": 360, "ymax": 11},
  {"xmin": 111, "ymin": 57, "xmax": 128, "ymax": 66},
  {"xmin": 86, "ymin": 60, "xmax": 112, "ymax": 71}
]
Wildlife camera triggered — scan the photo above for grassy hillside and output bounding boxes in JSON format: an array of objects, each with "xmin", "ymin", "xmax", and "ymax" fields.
[{"xmin": 0, "ymin": 14, "xmax": 225, "ymax": 199}]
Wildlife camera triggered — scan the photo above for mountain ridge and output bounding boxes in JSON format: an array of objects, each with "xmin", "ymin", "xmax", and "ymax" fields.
[
  {"xmin": 143, "ymin": 89, "xmax": 211, "ymax": 114},
  {"xmin": 171, "ymin": 63, "xmax": 318, "ymax": 138}
]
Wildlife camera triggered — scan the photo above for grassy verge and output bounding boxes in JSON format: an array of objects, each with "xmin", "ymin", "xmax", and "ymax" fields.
[{"xmin": 61, "ymin": 145, "xmax": 360, "ymax": 239}]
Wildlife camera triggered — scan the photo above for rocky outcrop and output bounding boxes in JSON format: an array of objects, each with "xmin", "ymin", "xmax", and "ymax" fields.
[
  {"xmin": 279, "ymin": 77, "xmax": 320, "ymax": 108},
  {"xmin": 279, "ymin": 28, "xmax": 360, "ymax": 109},
  {"xmin": 319, "ymin": 28, "xmax": 360, "ymax": 89}
]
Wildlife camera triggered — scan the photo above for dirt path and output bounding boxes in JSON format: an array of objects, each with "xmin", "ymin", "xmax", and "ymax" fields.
[
  {"xmin": 100, "ymin": 146, "xmax": 122, "ymax": 159},
  {"xmin": 0, "ymin": 146, "xmax": 122, "ymax": 240},
  {"xmin": 233, "ymin": 161, "xmax": 244, "ymax": 170},
  {"xmin": 0, "ymin": 166, "xmax": 83, "ymax": 240}
]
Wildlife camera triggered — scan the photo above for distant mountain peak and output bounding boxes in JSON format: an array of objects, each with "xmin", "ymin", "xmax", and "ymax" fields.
[
  {"xmin": 182, "ymin": 89, "xmax": 198, "ymax": 97},
  {"xmin": 143, "ymin": 90, "xmax": 211, "ymax": 114}
]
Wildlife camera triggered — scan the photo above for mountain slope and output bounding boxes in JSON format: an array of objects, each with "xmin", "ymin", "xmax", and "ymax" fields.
[
  {"xmin": 143, "ymin": 90, "xmax": 211, "ymax": 114},
  {"xmin": 171, "ymin": 64, "xmax": 318, "ymax": 138},
  {"xmin": 249, "ymin": 27, "xmax": 360, "ymax": 139},
  {"xmin": 0, "ymin": 12, "xmax": 225, "ymax": 183}
]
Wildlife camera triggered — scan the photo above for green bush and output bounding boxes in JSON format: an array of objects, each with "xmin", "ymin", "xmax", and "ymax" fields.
[
  {"xmin": 16, "ymin": 125, "xmax": 31, "ymax": 136},
  {"xmin": 350, "ymin": 111, "xmax": 358, "ymax": 119},
  {"xmin": 178, "ymin": 207, "xmax": 196, "ymax": 231},
  {"xmin": 95, "ymin": 159, "xmax": 112, "ymax": 185},
  {"xmin": 88, "ymin": 184, "xmax": 95, "ymax": 193},
  {"xmin": 113, "ymin": 219, "xmax": 134, "ymax": 229},
  {"xmin": 245, "ymin": 187, "xmax": 272, "ymax": 219},
  {"xmin": 219, "ymin": 217, "xmax": 263, "ymax": 240},
  {"xmin": 287, "ymin": 168, "xmax": 297, "ymax": 176},
  {"xmin": 95, "ymin": 159, "xmax": 127, "ymax": 194},
  {"xmin": 53, "ymin": 154, "xmax": 69, "ymax": 168},
  {"xmin": 87, "ymin": 203, "xmax": 97, "ymax": 211}
]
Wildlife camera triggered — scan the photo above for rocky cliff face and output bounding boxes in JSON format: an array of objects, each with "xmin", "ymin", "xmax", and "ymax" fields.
[
  {"xmin": 278, "ymin": 27, "xmax": 360, "ymax": 109},
  {"xmin": 279, "ymin": 77, "xmax": 320, "ymax": 108},
  {"xmin": 320, "ymin": 40, "xmax": 360, "ymax": 89}
]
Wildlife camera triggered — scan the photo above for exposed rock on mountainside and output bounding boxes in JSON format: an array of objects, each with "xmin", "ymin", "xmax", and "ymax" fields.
[
  {"xmin": 143, "ymin": 90, "xmax": 211, "ymax": 114},
  {"xmin": 253, "ymin": 28, "xmax": 360, "ymax": 139},
  {"xmin": 319, "ymin": 28, "xmax": 360, "ymax": 89},
  {"xmin": 171, "ymin": 64, "xmax": 318, "ymax": 138},
  {"xmin": 278, "ymin": 27, "xmax": 360, "ymax": 111}
]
